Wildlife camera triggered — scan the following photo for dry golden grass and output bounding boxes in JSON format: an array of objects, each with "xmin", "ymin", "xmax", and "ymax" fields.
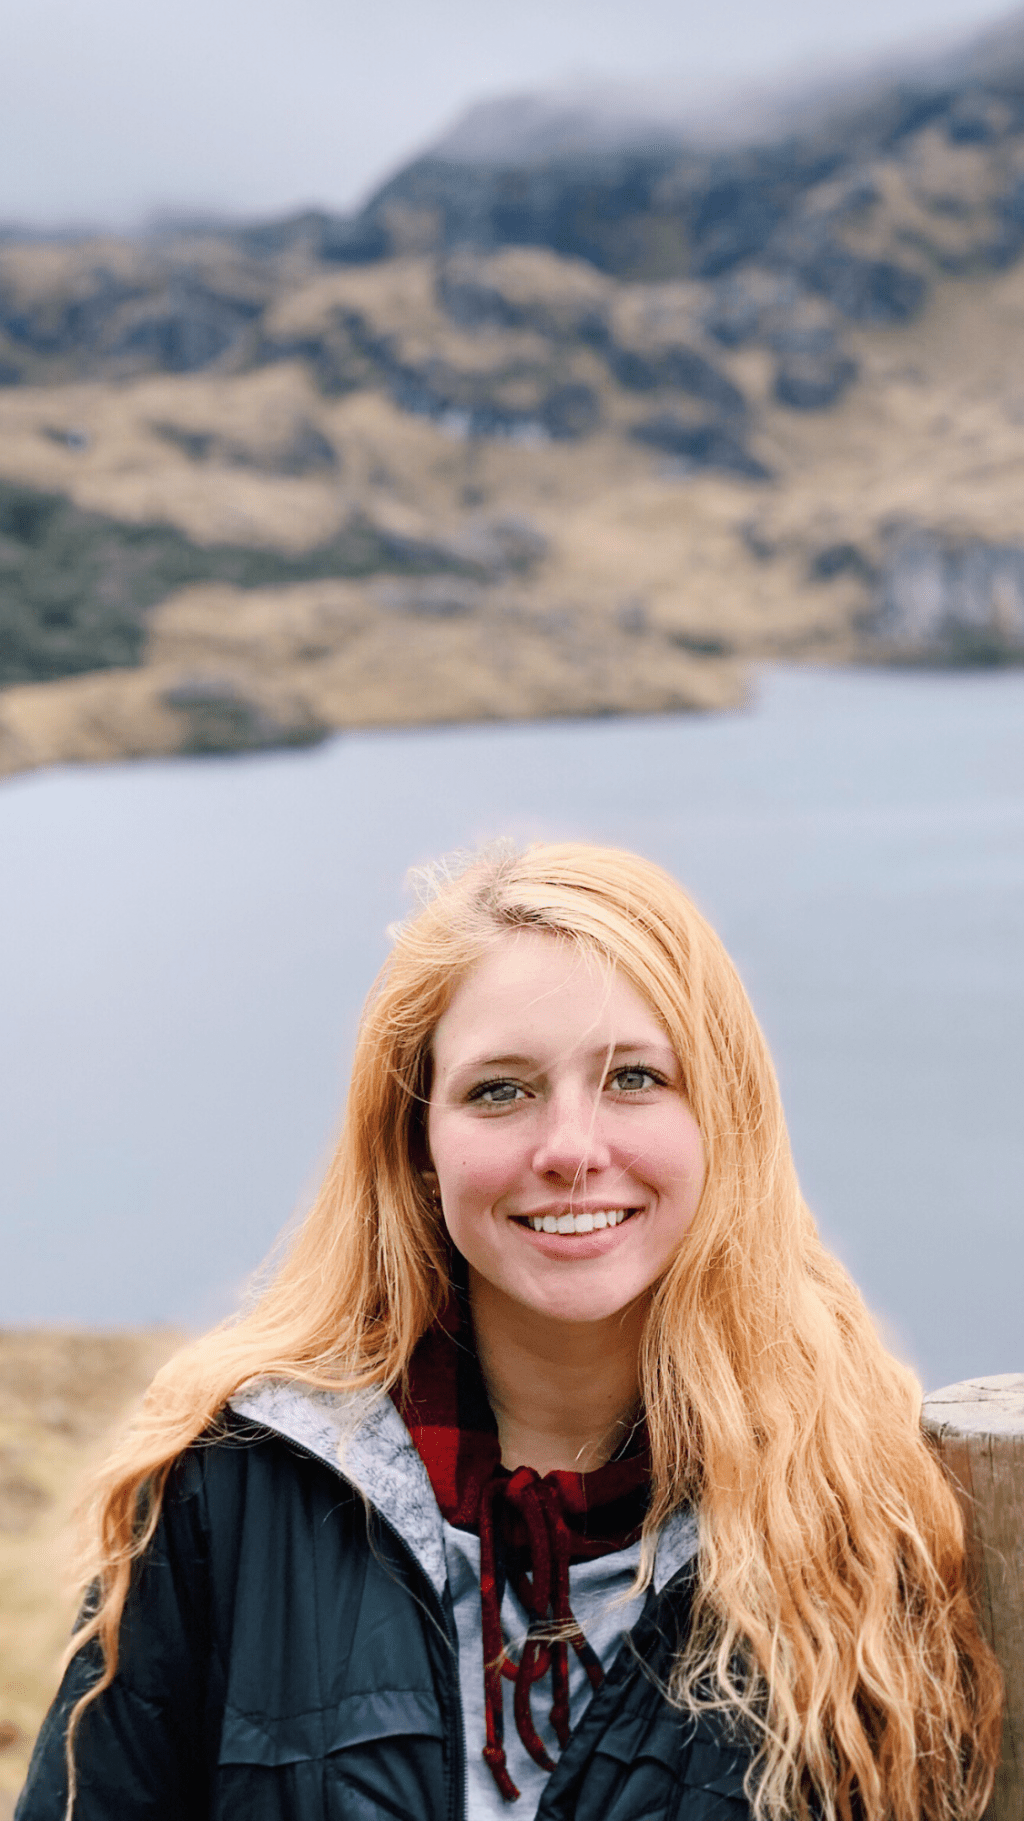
[
  {"xmin": 0, "ymin": 1331, "xmax": 186, "ymax": 1799},
  {"xmin": 0, "ymin": 576, "xmax": 741, "ymax": 779},
  {"xmin": 1, "ymin": 252, "xmax": 1023, "ymax": 778}
]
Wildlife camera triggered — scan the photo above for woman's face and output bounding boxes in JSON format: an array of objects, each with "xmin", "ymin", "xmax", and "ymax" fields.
[{"xmin": 425, "ymin": 929, "xmax": 706, "ymax": 1329}]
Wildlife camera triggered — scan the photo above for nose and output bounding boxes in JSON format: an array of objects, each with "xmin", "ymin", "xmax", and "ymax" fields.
[{"xmin": 530, "ymin": 1085, "xmax": 613, "ymax": 1183}]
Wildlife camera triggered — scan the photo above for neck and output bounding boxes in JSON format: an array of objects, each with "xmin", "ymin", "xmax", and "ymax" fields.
[{"xmin": 468, "ymin": 1270, "xmax": 646, "ymax": 1475}]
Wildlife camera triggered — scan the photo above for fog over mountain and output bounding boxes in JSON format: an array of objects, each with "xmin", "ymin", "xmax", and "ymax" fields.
[
  {"xmin": 424, "ymin": 7, "xmax": 1024, "ymax": 165},
  {"xmin": 1, "ymin": 0, "xmax": 1021, "ymax": 228}
]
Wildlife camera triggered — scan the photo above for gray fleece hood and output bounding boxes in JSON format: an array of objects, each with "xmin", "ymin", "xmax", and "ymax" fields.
[{"xmin": 228, "ymin": 1376, "xmax": 699, "ymax": 1599}]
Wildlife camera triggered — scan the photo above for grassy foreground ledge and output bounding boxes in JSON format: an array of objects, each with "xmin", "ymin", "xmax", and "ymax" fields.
[{"xmin": 0, "ymin": 1330, "xmax": 185, "ymax": 1801}]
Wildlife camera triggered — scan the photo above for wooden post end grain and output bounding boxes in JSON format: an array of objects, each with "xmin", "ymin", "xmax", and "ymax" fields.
[{"xmin": 922, "ymin": 1374, "xmax": 1024, "ymax": 1821}]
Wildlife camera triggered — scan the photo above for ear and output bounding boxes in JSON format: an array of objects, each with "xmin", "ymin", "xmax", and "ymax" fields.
[{"xmin": 421, "ymin": 1166, "xmax": 440, "ymax": 1203}]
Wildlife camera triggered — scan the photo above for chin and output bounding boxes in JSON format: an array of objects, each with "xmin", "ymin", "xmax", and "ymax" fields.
[{"xmin": 513, "ymin": 1277, "xmax": 648, "ymax": 1328}]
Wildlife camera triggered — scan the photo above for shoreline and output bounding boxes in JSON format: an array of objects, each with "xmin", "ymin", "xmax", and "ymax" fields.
[{"xmin": 3, "ymin": 645, "xmax": 1022, "ymax": 785}]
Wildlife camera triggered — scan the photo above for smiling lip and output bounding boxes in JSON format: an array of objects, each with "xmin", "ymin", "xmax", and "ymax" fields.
[
  {"xmin": 513, "ymin": 1206, "xmax": 637, "ymax": 1234},
  {"xmin": 510, "ymin": 1206, "xmax": 642, "ymax": 1257}
]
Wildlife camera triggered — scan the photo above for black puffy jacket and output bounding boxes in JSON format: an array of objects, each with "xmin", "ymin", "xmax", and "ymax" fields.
[{"xmin": 16, "ymin": 1383, "xmax": 760, "ymax": 1821}]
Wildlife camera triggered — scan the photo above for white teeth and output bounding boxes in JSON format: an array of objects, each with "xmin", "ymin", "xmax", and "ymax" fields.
[{"xmin": 527, "ymin": 1209, "xmax": 630, "ymax": 1234}]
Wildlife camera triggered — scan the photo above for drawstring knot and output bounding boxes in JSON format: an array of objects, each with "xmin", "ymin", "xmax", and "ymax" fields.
[
  {"xmin": 478, "ymin": 1466, "xmax": 605, "ymax": 1802},
  {"xmin": 390, "ymin": 1286, "xmax": 651, "ymax": 1806}
]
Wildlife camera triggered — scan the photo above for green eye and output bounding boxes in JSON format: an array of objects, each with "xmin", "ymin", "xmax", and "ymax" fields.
[
  {"xmin": 471, "ymin": 1080, "xmax": 524, "ymax": 1105},
  {"xmin": 611, "ymin": 1067, "xmax": 658, "ymax": 1092}
]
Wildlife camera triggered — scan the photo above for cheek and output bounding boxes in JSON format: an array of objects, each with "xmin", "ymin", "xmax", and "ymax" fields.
[
  {"xmin": 648, "ymin": 1113, "xmax": 706, "ymax": 1203},
  {"xmin": 681, "ymin": 1116, "xmax": 707, "ymax": 1182},
  {"xmin": 431, "ymin": 1116, "xmax": 523, "ymax": 1202},
  {"xmin": 680, "ymin": 1123, "xmax": 707, "ymax": 1193}
]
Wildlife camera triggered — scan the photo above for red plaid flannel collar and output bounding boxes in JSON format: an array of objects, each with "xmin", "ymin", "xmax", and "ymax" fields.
[{"xmin": 391, "ymin": 1277, "xmax": 650, "ymax": 1801}]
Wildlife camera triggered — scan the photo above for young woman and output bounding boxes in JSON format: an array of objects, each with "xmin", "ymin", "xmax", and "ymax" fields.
[{"xmin": 17, "ymin": 843, "xmax": 1003, "ymax": 1821}]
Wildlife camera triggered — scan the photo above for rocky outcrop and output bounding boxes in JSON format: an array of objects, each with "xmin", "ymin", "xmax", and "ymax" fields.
[
  {"xmin": 804, "ymin": 526, "xmax": 1024, "ymax": 664},
  {"xmin": 605, "ymin": 339, "xmax": 746, "ymax": 414},
  {"xmin": 869, "ymin": 530, "xmax": 1024, "ymax": 663},
  {"xmin": 629, "ymin": 413, "xmax": 769, "ymax": 480},
  {"xmin": 0, "ymin": 259, "xmax": 267, "ymax": 382},
  {"xmin": 771, "ymin": 332, "xmax": 859, "ymax": 412},
  {"xmin": 158, "ymin": 672, "xmax": 329, "ymax": 753},
  {"xmin": 149, "ymin": 415, "xmax": 339, "ymax": 475}
]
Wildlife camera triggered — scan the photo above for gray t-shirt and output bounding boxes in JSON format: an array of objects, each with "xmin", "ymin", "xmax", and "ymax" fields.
[{"xmin": 444, "ymin": 1517, "xmax": 696, "ymax": 1821}]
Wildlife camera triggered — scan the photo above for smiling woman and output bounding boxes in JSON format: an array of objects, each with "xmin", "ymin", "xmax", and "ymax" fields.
[
  {"xmin": 16, "ymin": 844, "xmax": 1003, "ymax": 1821},
  {"xmin": 424, "ymin": 932, "xmax": 707, "ymax": 1486},
  {"xmin": 427, "ymin": 931, "xmax": 707, "ymax": 1320}
]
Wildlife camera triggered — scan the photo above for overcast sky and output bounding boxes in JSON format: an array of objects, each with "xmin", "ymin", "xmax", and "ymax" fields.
[{"xmin": 2, "ymin": 0, "xmax": 1020, "ymax": 230}]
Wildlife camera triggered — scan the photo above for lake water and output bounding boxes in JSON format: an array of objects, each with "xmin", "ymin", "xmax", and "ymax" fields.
[{"xmin": 1, "ymin": 665, "xmax": 1021, "ymax": 1395}]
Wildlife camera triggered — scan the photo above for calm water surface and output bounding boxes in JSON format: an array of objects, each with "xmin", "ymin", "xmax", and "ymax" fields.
[{"xmin": 1, "ymin": 665, "xmax": 1021, "ymax": 1393}]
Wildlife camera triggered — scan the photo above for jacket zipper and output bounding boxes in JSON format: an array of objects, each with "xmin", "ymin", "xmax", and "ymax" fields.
[{"xmin": 238, "ymin": 1423, "xmax": 468, "ymax": 1821}]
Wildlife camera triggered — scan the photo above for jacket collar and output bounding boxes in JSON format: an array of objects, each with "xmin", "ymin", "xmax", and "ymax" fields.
[
  {"xmin": 229, "ymin": 1377, "xmax": 450, "ymax": 1597},
  {"xmin": 228, "ymin": 1377, "xmax": 699, "ymax": 1602}
]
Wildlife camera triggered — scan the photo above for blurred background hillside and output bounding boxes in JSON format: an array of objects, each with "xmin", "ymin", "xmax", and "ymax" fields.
[
  {"xmin": 4, "ymin": 4, "xmax": 1024, "ymax": 768},
  {"xmin": 2, "ymin": 0, "xmax": 1024, "ymax": 1805}
]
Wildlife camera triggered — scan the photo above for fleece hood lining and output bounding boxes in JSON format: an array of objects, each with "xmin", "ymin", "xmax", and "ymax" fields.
[{"xmin": 228, "ymin": 1377, "xmax": 699, "ymax": 1601}]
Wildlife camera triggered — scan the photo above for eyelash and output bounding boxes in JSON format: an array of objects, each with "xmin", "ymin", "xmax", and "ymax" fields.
[
  {"xmin": 467, "ymin": 1065, "xmax": 667, "ymax": 1106},
  {"xmin": 610, "ymin": 1065, "xmax": 665, "ymax": 1093}
]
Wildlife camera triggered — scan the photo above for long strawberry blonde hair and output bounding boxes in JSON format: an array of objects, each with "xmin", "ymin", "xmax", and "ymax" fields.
[{"xmin": 64, "ymin": 841, "xmax": 1002, "ymax": 1821}]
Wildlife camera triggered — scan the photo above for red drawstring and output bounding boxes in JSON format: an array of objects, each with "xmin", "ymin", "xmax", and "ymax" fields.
[{"xmin": 477, "ymin": 1466, "xmax": 606, "ymax": 1801}]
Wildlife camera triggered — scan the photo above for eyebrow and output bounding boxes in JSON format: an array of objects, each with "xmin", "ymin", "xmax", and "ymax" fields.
[{"xmin": 447, "ymin": 1041, "xmax": 677, "ymax": 1078}]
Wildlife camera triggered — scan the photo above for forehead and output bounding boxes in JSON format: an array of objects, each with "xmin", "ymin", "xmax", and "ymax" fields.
[{"xmin": 430, "ymin": 928, "xmax": 669, "ymax": 1065}]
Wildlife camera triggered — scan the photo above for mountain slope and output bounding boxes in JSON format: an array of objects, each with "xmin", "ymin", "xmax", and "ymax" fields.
[{"xmin": 1, "ymin": 16, "xmax": 1024, "ymax": 773}]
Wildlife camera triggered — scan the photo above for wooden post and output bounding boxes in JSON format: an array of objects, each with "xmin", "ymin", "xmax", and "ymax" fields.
[{"xmin": 921, "ymin": 1375, "xmax": 1024, "ymax": 1821}]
